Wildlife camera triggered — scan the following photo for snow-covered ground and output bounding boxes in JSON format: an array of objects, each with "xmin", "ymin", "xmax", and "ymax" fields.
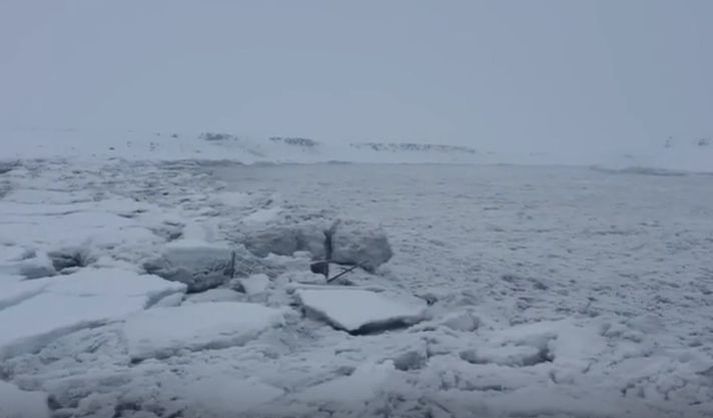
[
  {"xmin": 3, "ymin": 128, "xmax": 713, "ymax": 172},
  {"xmin": 1, "ymin": 146, "xmax": 712, "ymax": 417}
]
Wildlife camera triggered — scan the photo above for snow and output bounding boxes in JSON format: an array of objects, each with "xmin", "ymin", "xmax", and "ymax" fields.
[
  {"xmin": 122, "ymin": 302, "xmax": 285, "ymax": 361},
  {"xmin": 1, "ymin": 152, "xmax": 712, "ymax": 417},
  {"xmin": 296, "ymin": 288, "xmax": 427, "ymax": 333},
  {"xmin": 0, "ymin": 381, "xmax": 50, "ymax": 418}
]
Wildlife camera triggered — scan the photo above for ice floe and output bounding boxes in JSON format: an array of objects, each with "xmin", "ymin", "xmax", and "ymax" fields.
[
  {"xmin": 123, "ymin": 302, "xmax": 285, "ymax": 361},
  {"xmin": 296, "ymin": 288, "xmax": 426, "ymax": 334}
]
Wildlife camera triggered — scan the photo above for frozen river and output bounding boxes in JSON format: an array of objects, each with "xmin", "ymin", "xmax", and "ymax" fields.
[
  {"xmin": 216, "ymin": 163, "xmax": 713, "ymax": 329},
  {"xmin": 1, "ymin": 160, "xmax": 712, "ymax": 418}
]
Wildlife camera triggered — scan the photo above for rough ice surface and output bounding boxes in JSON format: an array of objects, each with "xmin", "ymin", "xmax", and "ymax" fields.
[
  {"xmin": 1, "ymin": 147, "xmax": 712, "ymax": 417},
  {"xmin": 123, "ymin": 302, "xmax": 285, "ymax": 361},
  {"xmin": 296, "ymin": 288, "xmax": 426, "ymax": 333}
]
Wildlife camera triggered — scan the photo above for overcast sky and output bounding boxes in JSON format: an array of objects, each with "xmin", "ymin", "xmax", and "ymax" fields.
[{"xmin": 1, "ymin": 1, "xmax": 711, "ymax": 152}]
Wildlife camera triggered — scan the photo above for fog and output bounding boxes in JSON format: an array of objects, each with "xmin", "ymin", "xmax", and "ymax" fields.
[
  {"xmin": 3, "ymin": 4, "xmax": 713, "ymax": 416},
  {"xmin": 1, "ymin": 0, "xmax": 711, "ymax": 156}
]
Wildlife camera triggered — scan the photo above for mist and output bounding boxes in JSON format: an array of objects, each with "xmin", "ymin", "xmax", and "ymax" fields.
[
  {"xmin": 1, "ymin": 0, "xmax": 712, "ymax": 158},
  {"xmin": 3, "ymin": 3, "xmax": 713, "ymax": 417}
]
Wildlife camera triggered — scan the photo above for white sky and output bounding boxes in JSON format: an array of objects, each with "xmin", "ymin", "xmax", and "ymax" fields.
[{"xmin": 1, "ymin": 1, "xmax": 711, "ymax": 153}]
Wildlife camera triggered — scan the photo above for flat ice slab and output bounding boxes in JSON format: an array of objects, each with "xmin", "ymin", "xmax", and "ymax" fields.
[
  {"xmin": 298, "ymin": 361, "xmax": 394, "ymax": 405},
  {"xmin": 123, "ymin": 302, "xmax": 285, "ymax": 361},
  {"xmin": 0, "ymin": 268, "xmax": 185, "ymax": 358},
  {"xmin": 179, "ymin": 375, "xmax": 284, "ymax": 416},
  {"xmin": 296, "ymin": 288, "xmax": 426, "ymax": 333}
]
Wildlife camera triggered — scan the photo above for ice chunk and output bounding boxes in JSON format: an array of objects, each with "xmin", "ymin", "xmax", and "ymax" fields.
[
  {"xmin": 298, "ymin": 361, "xmax": 394, "ymax": 404},
  {"xmin": 0, "ymin": 381, "xmax": 50, "ymax": 418},
  {"xmin": 294, "ymin": 222, "xmax": 329, "ymax": 260},
  {"xmin": 0, "ymin": 293, "xmax": 148, "ymax": 359},
  {"xmin": 0, "ymin": 268, "xmax": 185, "ymax": 358},
  {"xmin": 150, "ymin": 292, "xmax": 185, "ymax": 308},
  {"xmin": 16, "ymin": 252, "xmax": 56, "ymax": 279},
  {"xmin": 441, "ymin": 310, "xmax": 480, "ymax": 332},
  {"xmin": 296, "ymin": 288, "xmax": 426, "ymax": 334},
  {"xmin": 183, "ymin": 288, "xmax": 245, "ymax": 304},
  {"xmin": 47, "ymin": 246, "xmax": 94, "ymax": 272},
  {"xmin": 242, "ymin": 226, "xmax": 300, "ymax": 257},
  {"xmin": 144, "ymin": 240, "xmax": 234, "ymax": 292},
  {"xmin": 392, "ymin": 349, "xmax": 428, "ymax": 371},
  {"xmin": 243, "ymin": 222, "xmax": 328, "ymax": 259},
  {"xmin": 0, "ymin": 249, "xmax": 56, "ymax": 279},
  {"xmin": 123, "ymin": 302, "xmax": 285, "ymax": 360},
  {"xmin": 179, "ymin": 375, "xmax": 283, "ymax": 416},
  {"xmin": 48, "ymin": 267, "xmax": 185, "ymax": 300},
  {"xmin": 238, "ymin": 273, "xmax": 271, "ymax": 295},
  {"xmin": 163, "ymin": 239, "xmax": 233, "ymax": 261},
  {"xmin": 242, "ymin": 206, "xmax": 283, "ymax": 224},
  {"xmin": 460, "ymin": 344, "xmax": 548, "ymax": 367},
  {"xmin": 331, "ymin": 220, "xmax": 393, "ymax": 272},
  {"xmin": 210, "ymin": 191, "xmax": 250, "ymax": 208},
  {"xmin": 279, "ymin": 270, "xmax": 327, "ymax": 285}
]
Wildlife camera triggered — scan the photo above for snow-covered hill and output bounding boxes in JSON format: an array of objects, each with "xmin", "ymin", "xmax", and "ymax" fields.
[{"xmin": 3, "ymin": 129, "xmax": 711, "ymax": 172}]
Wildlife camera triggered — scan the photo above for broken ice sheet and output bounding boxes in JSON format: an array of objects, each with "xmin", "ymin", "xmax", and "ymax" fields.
[
  {"xmin": 122, "ymin": 302, "xmax": 285, "ymax": 361},
  {"xmin": 296, "ymin": 288, "xmax": 427, "ymax": 334}
]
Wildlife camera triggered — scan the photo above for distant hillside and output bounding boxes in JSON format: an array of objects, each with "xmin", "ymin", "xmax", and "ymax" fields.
[
  {"xmin": 1, "ymin": 129, "xmax": 711, "ymax": 172},
  {"xmin": 349, "ymin": 142, "xmax": 477, "ymax": 155}
]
